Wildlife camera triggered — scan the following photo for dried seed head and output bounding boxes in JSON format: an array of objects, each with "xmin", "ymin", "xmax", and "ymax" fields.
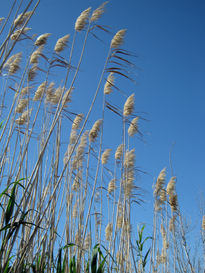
[
  {"xmin": 50, "ymin": 86, "xmax": 64, "ymax": 104},
  {"xmin": 84, "ymin": 233, "xmax": 91, "ymax": 250},
  {"xmin": 75, "ymin": 132, "xmax": 88, "ymax": 161},
  {"xmin": 128, "ymin": 116, "xmax": 139, "ymax": 136},
  {"xmin": 169, "ymin": 215, "xmax": 176, "ymax": 232},
  {"xmin": 33, "ymin": 81, "xmax": 47, "ymax": 101},
  {"xmin": 30, "ymin": 46, "xmax": 43, "ymax": 64},
  {"xmin": 123, "ymin": 169, "xmax": 135, "ymax": 197},
  {"xmin": 169, "ymin": 193, "xmax": 178, "ymax": 212},
  {"xmin": 72, "ymin": 114, "xmax": 84, "ymax": 130},
  {"xmin": 117, "ymin": 203, "xmax": 123, "ymax": 229},
  {"xmin": 111, "ymin": 29, "xmax": 126, "ymax": 48},
  {"xmin": 91, "ymin": 2, "xmax": 108, "ymax": 22},
  {"xmin": 70, "ymin": 129, "xmax": 77, "ymax": 145},
  {"xmin": 72, "ymin": 176, "xmax": 80, "ymax": 192},
  {"xmin": 115, "ymin": 144, "xmax": 124, "ymax": 161},
  {"xmin": 202, "ymin": 215, "xmax": 205, "ymax": 231},
  {"xmin": 10, "ymin": 27, "xmax": 31, "ymax": 40},
  {"xmin": 101, "ymin": 148, "xmax": 111, "ymax": 164},
  {"xmin": 75, "ymin": 7, "xmax": 91, "ymax": 31},
  {"xmin": 154, "ymin": 199, "xmax": 162, "ymax": 212},
  {"xmin": 45, "ymin": 82, "xmax": 55, "ymax": 103},
  {"xmin": 14, "ymin": 11, "xmax": 32, "ymax": 27},
  {"xmin": 89, "ymin": 119, "xmax": 102, "ymax": 142},
  {"xmin": 124, "ymin": 149, "xmax": 135, "ymax": 169},
  {"xmin": 154, "ymin": 168, "xmax": 166, "ymax": 196},
  {"xmin": 28, "ymin": 65, "xmax": 38, "ymax": 81},
  {"xmin": 21, "ymin": 86, "xmax": 32, "ymax": 95},
  {"xmin": 54, "ymin": 34, "xmax": 70, "ymax": 53},
  {"xmin": 4, "ymin": 52, "xmax": 22, "ymax": 75},
  {"xmin": 105, "ymin": 223, "xmax": 113, "ymax": 241},
  {"xmin": 166, "ymin": 176, "xmax": 176, "ymax": 196},
  {"xmin": 15, "ymin": 109, "xmax": 31, "ymax": 125},
  {"xmin": 35, "ymin": 33, "xmax": 51, "ymax": 46},
  {"xmin": 123, "ymin": 220, "xmax": 131, "ymax": 235},
  {"xmin": 108, "ymin": 179, "xmax": 116, "ymax": 194},
  {"xmin": 104, "ymin": 72, "xmax": 115, "ymax": 94},
  {"xmin": 160, "ymin": 188, "xmax": 167, "ymax": 203},
  {"xmin": 123, "ymin": 93, "xmax": 134, "ymax": 116},
  {"xmin": 3, "ymin": 53, "xmax": 20, "ymax": 69},
  {"xmin": 62, "ymin": 88, "xmax": 73, "ymax": 107},
  {"xmin": 15, "ymin": 99, "xmax": 28, "ymax": 113}
]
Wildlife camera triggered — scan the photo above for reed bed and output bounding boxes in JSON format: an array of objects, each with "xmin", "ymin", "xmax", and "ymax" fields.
[{"xmin": 0, "ymin": 1, "xmax": 204, "ymax": 272}]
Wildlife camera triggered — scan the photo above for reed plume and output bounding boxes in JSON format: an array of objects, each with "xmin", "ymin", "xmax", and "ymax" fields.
[
  {"xmin": 75, "ymin": 7, "xmax": 91, "ymax": 31},
  {"xmin": 123, "ymin": 93, "xmax": 134, "ymax": 116},
  {"xmin": 111, "ymin": 29, "xmax": 126, "ymax": 48},
  {"xmin": 54, "ymin": 34, "xmax": 70, "ymax": 53}
]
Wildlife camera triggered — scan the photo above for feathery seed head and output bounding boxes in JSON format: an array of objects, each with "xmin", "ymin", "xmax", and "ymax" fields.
[
  {"xmin": 28, "ymin": 65, "xmax": 38, "ymax": 81},
  {"xmin": 50, "ymin": 86, "xmax": 64, "ymax": 104},
  {"xmin": 45, "ymin": 82, "xmax": 55, "ymax": 103},
  {"xmin": 166, "ymin": 176, "xmax": 176, "ymax": 196},
  {"xmin": 160, "ymin": 188, "xmax": 167, "ymax": 203},
  {"xmin": 169, "ymin": 193, "xmax": 178, "ymax": 212},
  {"xmin": 35, "ymin": 33, "xmax": 51, "ymax": 46},
  {"xmin": 14, "ymin": 11, "xmax": 32, "ymax": 27},
  {"xmin": 54, "ymin": 34, "xmax": 70, "ymax": 53},
  {"xmin": 21, "ymin": 86, "xmax": 32, "ymax": 95},
  {"xmin": 15, "ymin": 99, "xmax": 28, "ymax": 113},
  {"xmin": 105, "ymin": 223, "xmax": 113, "ymax": 241},
  {"xmin": 104, "ymin": 72, "xmax": 115, "ymax": 94},
  {"xmin": 33, "ymin": 81, "xmax": 47, "ymax": 101},
  {"xmin": 128, "ymin": 116, "xmax": 139, "ymax": 136},
  {"xmin": 30, "ymin": 46, "xmax": 43, "ymax": 64},
  {"xmin": 115, "ymin": 144, "xmax": 124, "ymax": 161},
  {"xmin": 154, "ymin": 168, "xmax": 166, "ymax": 197},
  {"xmin": 62, "ymin": 88, "xmax": 73, "ymax": 107},
  {"xmin": 75, "ymin": 7, "xmax": 91, "ymax": 31},
  {"xmin": 15, "ymin": 109, "xmax": 32, "ymax": 125},
  {"xmin": 89, "ymin": 119, "xmax": 102, "ymax": 142},
  {"xmin": 108, "ymin": 179, "xmax": 116, "ymax": 194},
  {"xmin": 10, "ymin": 27, "xmax": 31, "ymax": 40},
  {"xmin": 101, "ymin": 148, "xmax": 111, "ymax": 164},
  {"xmin": 72, "ymin": 114, "xmax": 84, "ymax": 130},
  {"xmin": 84, "ymin": 233, "xmax": 91, "ymax": 250},
  {"xmin": 72, "ymin": 176, "xmax": 80, "ymax": 192},
  {"xmin": 124, "ymin": 148, "xmax": 135, "ymax": 169},
  {"xmin": 154, "ymin": 199, "xmax": 162, "ymax": 212},
  {"xmin": 91, "ymin": 2, "xmax": 108, "ymax": 22},
  {"xmin": 69, "ymin": 129, "xmax": 77, "ymax": 145},
  {"xmin": 123, "ymin": 93, "xmax": 134, "ymax": 116},
  {"xmin": 4, "ymin": 53, "xmax": 22, "ymax": 75},
  {"xmin": 111, "ymin": 29, "xmax": 126, "ymax": 48},
  {"xmin": 169, "ymin": 216, "xmax": 176, "ymax": 232}
]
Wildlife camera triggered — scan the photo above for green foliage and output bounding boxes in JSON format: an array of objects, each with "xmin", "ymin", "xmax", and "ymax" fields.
[{"xmin": 135, "ymin": 224, "xmax": 152, "ymax": 272}]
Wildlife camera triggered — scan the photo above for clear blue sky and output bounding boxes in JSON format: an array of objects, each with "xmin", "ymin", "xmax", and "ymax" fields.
[{"xmin": 1, "ymin": 0, "xmax": 205, "ymax": 242}]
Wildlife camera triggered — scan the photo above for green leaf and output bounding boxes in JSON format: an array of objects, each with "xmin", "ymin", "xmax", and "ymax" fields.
[
  {"xmin": 5, "ymin": 184, "xmax": 16, "ymax": 225},
  {"xmin": 91, "ymin": 249, "xmax": 98, "ymax": 273},
  {"xmin": 57, "ymin": 248, "xmax": 62, "ymax": 273}
]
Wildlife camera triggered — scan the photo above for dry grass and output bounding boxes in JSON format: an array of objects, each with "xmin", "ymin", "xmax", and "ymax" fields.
[{"xmin": 0, "ymin": 1, "xmax": 204, "ymax": 273}]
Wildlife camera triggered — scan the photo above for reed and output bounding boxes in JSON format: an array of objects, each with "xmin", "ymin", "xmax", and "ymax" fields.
[{"xmin": 0, "ymin": 1, "xmax": 203, "ymax": 272}]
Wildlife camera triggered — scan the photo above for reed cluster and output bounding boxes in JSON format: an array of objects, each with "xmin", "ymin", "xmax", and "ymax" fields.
[{"xmin": 0, "ymin": 1, "xmax": 204, "ymax": 272}]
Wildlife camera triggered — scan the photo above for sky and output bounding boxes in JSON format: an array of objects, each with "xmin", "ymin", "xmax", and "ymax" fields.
[{"xmin": 1, "ymin": 0, "xmax": 205, "ymax": 251}]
